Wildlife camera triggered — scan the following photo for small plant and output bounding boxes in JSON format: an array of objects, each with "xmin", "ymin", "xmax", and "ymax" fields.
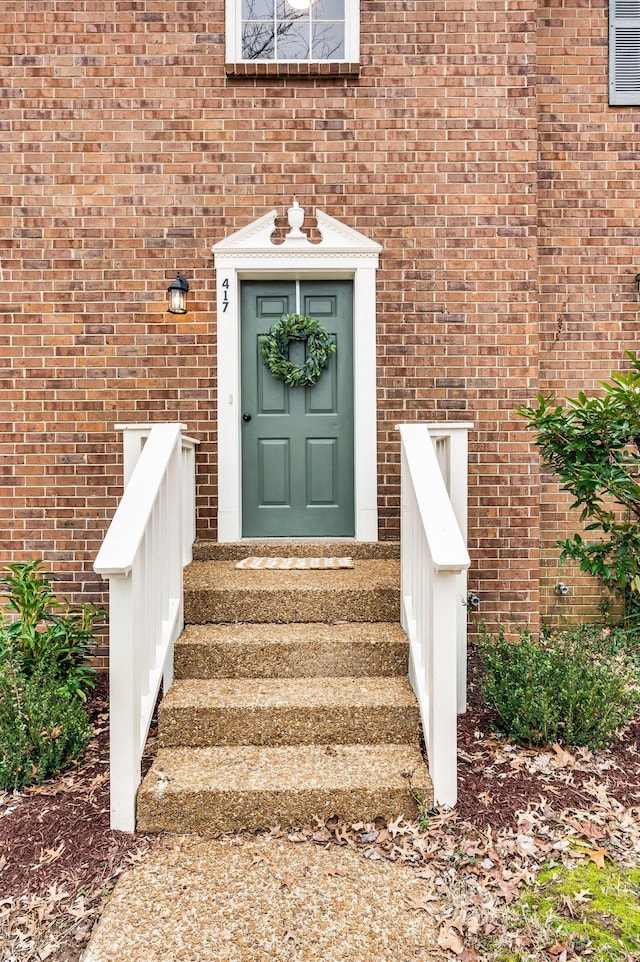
[
  {"xmin": 402, "ymin": 770, "xmax": 431, "ymax": 828},
  {"xmin": 0, "ymin": 560, "xmax": 105, "ymax": 698},
  {"xmin": 477, "ymin": 624, "xmax": 638, "ymax": 750},
  {"xmin": 0, "ymin": 654, "xmax": 92, "ymax": 791},
  {"xmin": 0, "ymin": 560, "xmax": 105, "ymax": 790}
]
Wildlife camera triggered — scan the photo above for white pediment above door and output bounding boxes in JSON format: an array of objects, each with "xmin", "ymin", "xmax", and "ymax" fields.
[{"xmin": 212, "ymin": 201, "xmax": 382, "ymax": 261}]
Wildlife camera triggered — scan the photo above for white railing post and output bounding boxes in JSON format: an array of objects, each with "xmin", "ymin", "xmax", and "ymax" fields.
[
  {"xmin": 116, "ymin": 423, "xmax": 159, "ymax": 488},
  {"xmin": 429, "ymin": 570, "xmax": 460, "ymax": 805},
  {"xmin": 181, "ymin": 436, "xmax": 197, "ymax": 566},
  {"xmin": 95, "ymin": 422, "xmax": 199, "ymax": 832},
  {"xmin": 425, "ymin": 422, "xmax": 473, "ymax": 713},
  {"xmin": 398, "ymin": 422, "xmax": 471, "ymax": 809},
  {"xmin": 108, "ymin": 575, "xmax": 140, "ymax": 833}
]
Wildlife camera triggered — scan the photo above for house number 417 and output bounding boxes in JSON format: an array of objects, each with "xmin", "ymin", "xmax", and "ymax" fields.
[{"xmin": 221, "ymin": 278, "xmax": 230, "ymax": 312}]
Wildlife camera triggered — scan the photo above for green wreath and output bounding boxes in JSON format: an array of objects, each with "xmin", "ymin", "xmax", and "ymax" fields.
[{"xmin": 259, "ymin": 313, "xmax": 336, "ymax": 388}]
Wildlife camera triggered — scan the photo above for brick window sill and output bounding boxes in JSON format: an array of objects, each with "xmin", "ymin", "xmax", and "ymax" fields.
[{"xmin": 225, "ymin": 61, "xmax": 361, "ymax": 79}]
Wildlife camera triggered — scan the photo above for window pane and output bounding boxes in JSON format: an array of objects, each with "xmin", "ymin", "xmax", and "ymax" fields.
[
  {"xmin": 311, "ymin": 21, "xmax": 344, "ymax": 59},
  {"xmin": 314, "ymin": 0, "xmax": 344, "ymax": 20},
  {"xmin": 277, "ymin": 0, "xmax": 311, "ymax": 19},
  {"xmin": 276, "ymin": 20, "xmax": 311, "ymax": 59},
  {"xmin": 242, "ymin": 21, "xmax": 276, "ymax": 59},
  {"xmin": 242, "ymin": 0, "xmax": 275, "ymax": 19}
]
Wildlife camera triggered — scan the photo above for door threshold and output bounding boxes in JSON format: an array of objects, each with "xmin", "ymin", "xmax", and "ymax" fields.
[{"xmin": 238, "ymin": 537, "xmax": 360, "ymax": 543}]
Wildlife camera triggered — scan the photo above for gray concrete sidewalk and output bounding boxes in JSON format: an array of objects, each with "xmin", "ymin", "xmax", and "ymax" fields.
[{"xmin": 82, "ymin": 833, "xmax": 444, "ymax": 962}]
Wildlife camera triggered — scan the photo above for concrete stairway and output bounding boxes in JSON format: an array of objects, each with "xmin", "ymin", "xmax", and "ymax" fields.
[{"xmin": 136, "ymin": 542, "xmax": 431, "ymax": 833}]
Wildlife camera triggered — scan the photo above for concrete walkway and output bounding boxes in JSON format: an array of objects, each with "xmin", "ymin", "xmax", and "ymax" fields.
[{"xmin": 82, "ymin": 834, "xmax": 444, "ymax": 962}]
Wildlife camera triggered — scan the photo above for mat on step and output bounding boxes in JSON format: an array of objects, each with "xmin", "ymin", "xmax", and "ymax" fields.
[{"xmin": 236, "ymin": 556, "xmax": 354, "ymax": 570}]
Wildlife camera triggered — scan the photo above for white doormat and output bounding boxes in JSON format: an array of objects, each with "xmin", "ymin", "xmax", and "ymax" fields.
[{"xmin": 236, "ymin": 556, "xmax": 354, "ymax": 570}]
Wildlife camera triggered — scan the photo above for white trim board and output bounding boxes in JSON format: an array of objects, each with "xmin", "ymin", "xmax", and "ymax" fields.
[{"xmin": 212, "ymin": 205, "xmax": 381, "ymax": 543}]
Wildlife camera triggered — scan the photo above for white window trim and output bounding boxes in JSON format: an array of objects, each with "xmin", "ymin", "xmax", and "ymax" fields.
[
  {"xmin": 212, "ymin": 204, "xmax": 380, "ymax": 542},
  {"xmin": 225, "ymin": 0, "xmax": 360, "ymax": 64}
]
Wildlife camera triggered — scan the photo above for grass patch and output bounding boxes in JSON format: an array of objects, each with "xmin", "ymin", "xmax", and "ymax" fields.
[{"xmin": 494, "ymin": 862, "xmax": 640, "ymax": 961}]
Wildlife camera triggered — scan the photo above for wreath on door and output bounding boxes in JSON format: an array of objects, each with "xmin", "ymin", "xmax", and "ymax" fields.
[{"xmin": 259, "ymin": 313, "xmax": 336, "ymax": 388}]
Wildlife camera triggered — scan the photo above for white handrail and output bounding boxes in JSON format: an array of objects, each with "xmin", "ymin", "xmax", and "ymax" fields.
[
  {"xmin": 94, "ymin": 423, "xmax": 199, "ymax": 832},
  {"xmin": 398, "ymin": 422, "xmax": 471, "ymax": 808}
]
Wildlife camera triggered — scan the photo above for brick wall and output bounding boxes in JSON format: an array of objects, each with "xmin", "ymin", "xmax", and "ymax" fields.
[
  {"xmin": 537, "ymin": 0, "xmax": 640, "ymax": 624},
  {"xmin": 3, "ymin": 0, "xmax": 633, "ymax": 652}
]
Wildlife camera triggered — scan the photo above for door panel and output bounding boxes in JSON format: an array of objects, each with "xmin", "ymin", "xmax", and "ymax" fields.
[
  {"xmin": 258, "ymin": 439, "xmax": 290, "ymax": 506},
  {"xmin": 258, "ymin": 358, "xmax": 289, "ymax": 414},
  {"xmin": 241, "ymin": 280, "xmax": 354, "ymax": 537},
  {"xmin": 306, "ymin": 438, "xmax": 338, "ymax": 505}
]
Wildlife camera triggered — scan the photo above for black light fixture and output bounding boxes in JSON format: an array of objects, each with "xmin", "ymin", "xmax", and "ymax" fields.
[
  {"xmin": 636, "ymin": 273, "xmax": 640, "ymax": 297},
  {"xmin": 167, "ymin": 273, "xmax": 189, "ymax": 314}
]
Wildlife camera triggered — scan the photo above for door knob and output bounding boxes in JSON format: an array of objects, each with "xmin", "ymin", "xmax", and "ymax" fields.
[{"xmin": 242, "ymin": 412, "xmax": 252, "ymax": 422}]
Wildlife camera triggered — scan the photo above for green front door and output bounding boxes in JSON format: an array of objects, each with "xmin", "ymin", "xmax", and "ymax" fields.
[{"xmin": 241, "ymin": 280, "xmax": 354, "ymax": 538}]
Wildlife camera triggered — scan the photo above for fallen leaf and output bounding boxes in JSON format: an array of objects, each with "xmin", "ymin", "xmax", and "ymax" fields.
[
  {"xmin": 321, "ymin": 866, "xmax": 347, "ymax": 877},
  {"xmin": 573, "ymin": 889, "xmax": 593, "ymax": 903},
  {"xmin": 359, "ymin": 831, "xmax": 379, "ymax": 843},
  {"xmin": 32, "ymin": 844, "xmax": 65, "ymax": 871},
  {"xmin": 312, "ymin": 828, "xmax": 332, "ymax": 842},
  {"xmin": 280, "ymin": 873, "xmax": 297, "ymax": 890},
  {"xmin": 38, "ymin": 942, "xmax": 58, "ymax": 960},
  {"xmin": 362, "ymin": 847, "xmax": 385, "ymax": 860},
  {"xmin": 437, "ymin": 926, "xmax": 465, "ymax": 955},
  {"xmin": 545, "ymin": 944, "xmax": 569, "ymax": 960},
  {"xmin": 551, "ymin": 744, "xmax": 576, "ymax": 768},
  {"xmin": 497, "ymin": 882, "xmax": 519, "ymax": 905},
  {"xmin": 584, "ymin": 847, "xmax": 610, "ymax": 869},
  {"xmin": 566, "ymin": 817, "xmax": 605, "ymax": 841},
  {"xmin": 404, "ymin": 893, "xmax": 439, "ymax": 913}
]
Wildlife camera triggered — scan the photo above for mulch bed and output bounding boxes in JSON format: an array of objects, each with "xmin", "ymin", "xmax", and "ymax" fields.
[
  {"xmin": 456, "ymin": 645, "xmax": 640, "ymax": 830},
  {"xmin": 0, "ymin": 676, "xmax": 152, "ymax": 961},
  {"xmin": 1, "ymin": 650, "xmax": 639, "ymax": 961}
]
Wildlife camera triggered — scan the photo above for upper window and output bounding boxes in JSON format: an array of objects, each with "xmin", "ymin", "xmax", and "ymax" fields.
[
  {"xmin": 226, "ymin": 0, "xmax": 359, "ymax": 65},
  {"xmin": 609, "ymin": 0, "xmax": 640, "ymax": 104}
]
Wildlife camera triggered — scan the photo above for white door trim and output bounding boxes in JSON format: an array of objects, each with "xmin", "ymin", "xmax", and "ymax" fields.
[{"xmin": 212, "ymin": 203, "xmax": 381, "ymax": 542}]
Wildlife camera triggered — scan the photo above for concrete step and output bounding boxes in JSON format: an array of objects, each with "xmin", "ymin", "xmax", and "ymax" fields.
[
  {"xmin": 184, "ymin": 558, "xmax": 400, "ymax": 624},
  {"xmin": 136, "ymin": 744, "xmax": 431, "ymax": 833},
  {"xmin": 192, "ymin": 540, "xmax": 400, "ymax": 562},
  {"xmin": 158, "ymin": 676, "xmax": 419, "ymax": 747},
  {"xmin": 174, "ymin": 622, "xmax": 409, "ymax": 679}
]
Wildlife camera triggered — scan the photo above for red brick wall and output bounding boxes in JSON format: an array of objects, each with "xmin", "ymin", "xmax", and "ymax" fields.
[
  {"xmin": 9, "ymin": 0, "xmax": 636, "ymax": 646},
  {"xmin": 537, "ymin": 0, "xmax": 640, "ymax": 624}
]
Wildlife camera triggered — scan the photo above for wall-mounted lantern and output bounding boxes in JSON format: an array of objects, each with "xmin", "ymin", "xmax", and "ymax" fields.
[
  {"xmin": 167, "ymin": 273, "xmax": 189, "ymax": 314},
  {"xmin": 635, "ymin": 273, "xmax": 640, "ymax": 297}
]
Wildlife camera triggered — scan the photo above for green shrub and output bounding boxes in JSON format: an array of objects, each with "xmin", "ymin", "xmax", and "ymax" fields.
[
  {"xmin": 477, "ymin": 624, "xmax": 639, "ymax": 750},
  {"xmin": 518, "ymin": 355, "xmax": 640, "ymax": 625},
  {"xmin": 0, "ymin": 559, "xmax": 105, "ymax": 698},
  {"xmin": 0, "ymin": 560, "xmax": 105, "ymax": 790},
  {"xmin": 0, "ymin": 654, "xmax": 91, "ymax": 791}
]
